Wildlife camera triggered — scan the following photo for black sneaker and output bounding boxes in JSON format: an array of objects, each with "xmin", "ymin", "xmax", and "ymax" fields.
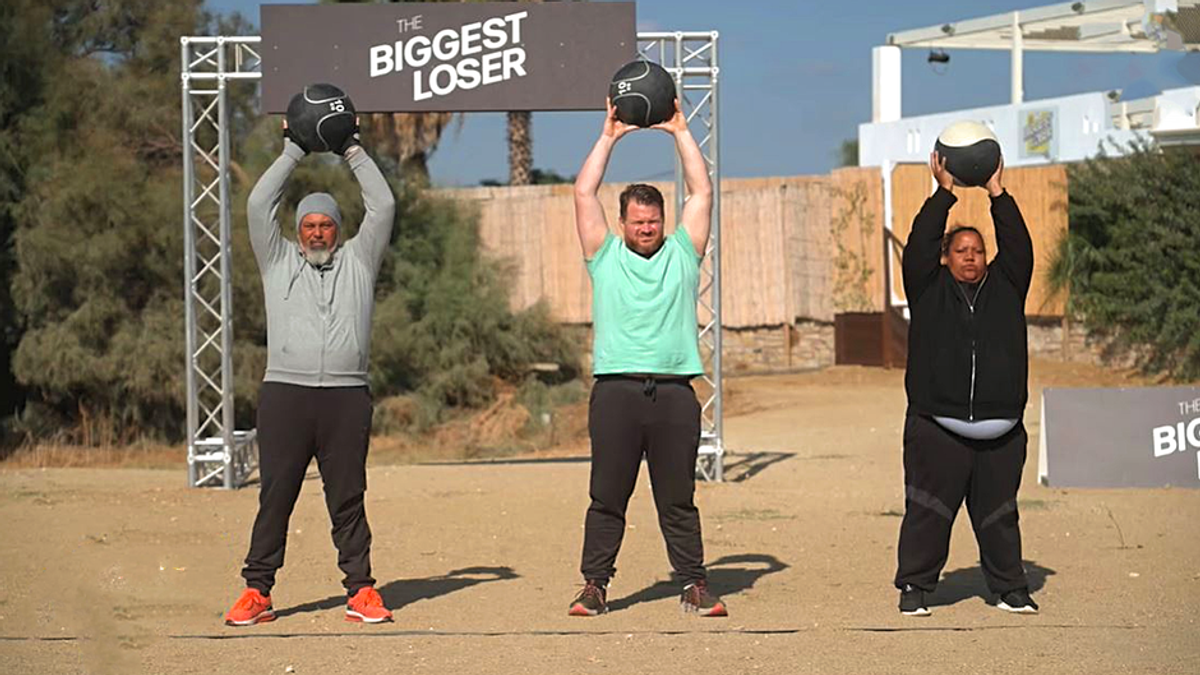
[
  {"xmin": 680, "ymin": 579, "xmax": 728, "ymax": 617},
  {"xmin": 567, "ymin": 580, "xmax": 608, "ymax": 616},
  {"xmin": 996, "ymin": 588, "xmax": 1039, "ymax": 614},
  {"xmin": 899, "ymin": 584, "xmax": 931, "ymax": 616}
]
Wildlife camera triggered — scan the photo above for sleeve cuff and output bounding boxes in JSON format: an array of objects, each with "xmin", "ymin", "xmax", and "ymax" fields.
[
  {"xmin": 345, "ymin": 145, "xmax": 370, "ymax": 169},
  {"xmin": 282, "ymin": 138, "xmax": 306, "ymax": 161},
  {"xmin": 931, "ymin": 185, "xmax": 958, "ymax": 206}
]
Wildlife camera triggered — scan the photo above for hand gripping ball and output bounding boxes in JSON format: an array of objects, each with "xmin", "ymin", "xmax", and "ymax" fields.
[
  {"xmin": 285, "ymin": 83, "xmax": 357, "ymax": 153},
  {"xmin": 609, "ymin": 60, "xmax": 677, "ymax": 127},
  {"xmin": 933, "ymin": 121, "xmax": 1002, "ymax": 187}
]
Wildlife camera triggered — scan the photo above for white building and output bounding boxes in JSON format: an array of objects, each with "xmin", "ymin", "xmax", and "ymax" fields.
[
  {"xmin": 858, "ymin": 0, "xmax": 1199, "ymax": 312},
  {"xmin": 859, "ymin": 0, "xmax": 1200, "ymax": 170}
]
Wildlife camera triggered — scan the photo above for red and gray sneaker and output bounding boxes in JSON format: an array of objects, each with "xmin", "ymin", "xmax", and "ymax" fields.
[
  {"xmin": 567, "ymin": 580, "xmax": 608, "ymax": 616},
  {"xmin": 346, "ymin": 586, "xmax": 393, "ymax": 623},
  {"xmin": 224, "ymin": 588, "xmax": 276, "ymax": 626},
  {"xmin": 681, "ymin": 580, "xmax": 728, "ymax": 617}
]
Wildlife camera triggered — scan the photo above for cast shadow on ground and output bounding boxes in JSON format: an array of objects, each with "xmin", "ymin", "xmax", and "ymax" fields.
[
  {"xmin": 606, "ymin": 553, "xmax": 789, "ymax": 612},
  {"xmin": 424, "ymin": 452, "xmax": 797, "ymax": 479},
  {"xmin": 274, "ymin": 566, "xmax": 519, "ymax": 618},
  {"xmin": 722, "ymin": 452, "xmax": 796, "ymax": 483},
  {"xmin": 927, "ymin": 560, "xmax": 1056, "ymax": 608}
]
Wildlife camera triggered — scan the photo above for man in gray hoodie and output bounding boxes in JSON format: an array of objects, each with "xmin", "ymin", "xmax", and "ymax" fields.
[{"xmin": 224, "ymin": 122, "xmax": 396, "ymax": 626}]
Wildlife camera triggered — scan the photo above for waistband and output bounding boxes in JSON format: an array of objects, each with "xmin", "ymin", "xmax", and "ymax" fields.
[{"xmin": 594, "ymin": 373, "xmax": 694, "ymax": 384}]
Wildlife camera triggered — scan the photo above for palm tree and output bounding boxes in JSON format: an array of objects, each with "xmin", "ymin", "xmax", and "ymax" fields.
[
  {"xmin": 507, "ymin": 111, "xmax": 532, "ymax": 185},
  {"xmin": 501, "ymin": 0, "xmax": 545, "ymax": 185},
  {"xmin": 360, "ymin": 111, "xmax": 457, "ymax": 182}
]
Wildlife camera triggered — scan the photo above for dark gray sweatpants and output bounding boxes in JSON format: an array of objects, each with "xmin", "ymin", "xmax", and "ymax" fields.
[
  {"xmin": 580, "ymin": 376, "xmax": 707, "ymax": 585},
  {"xmin": 895, "ymin": 413, "xmax": 1029, "ymax": 595},
  {"xmin": 241, "ymin": 382, "xmax": 375, "ymax": 596}
]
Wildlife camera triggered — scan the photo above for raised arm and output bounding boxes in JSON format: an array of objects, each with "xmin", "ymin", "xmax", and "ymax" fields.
[
  {"xmin": 652, "ymin": 102, "xmax": 712, "ymax": 256},
  {"xmin": 902, "ymin": 151, "xmax": 957, "ymax": 303},
  {"xmin": 985, "ymin": 159, "xmax": 1034, "ymax": 298},
  {"xmin": 573, "ymin": 100, "xmax": 636, "ymax": 258},
  {"xmin": 246, "ymin": 136, "xmax": 306, "ymax": 269},
  {"xmin": 343, "ymin": 143, "xmax": 396, "ymax": 275}
]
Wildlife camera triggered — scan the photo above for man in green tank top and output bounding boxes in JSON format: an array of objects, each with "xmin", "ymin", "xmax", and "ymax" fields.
[{"xmin": 566, "ymin": 99, "xmax": 726, "ymax": 618}]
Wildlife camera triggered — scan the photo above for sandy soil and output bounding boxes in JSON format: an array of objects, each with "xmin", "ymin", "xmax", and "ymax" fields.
[{"xmin": 1, "ymin": 360, "xmax": 1197, "ymax": 675}]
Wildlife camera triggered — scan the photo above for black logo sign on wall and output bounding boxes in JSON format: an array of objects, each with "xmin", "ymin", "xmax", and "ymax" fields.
[{"xmin": 261, "ymin": 3, "xmax": 636, "ymax": 113}]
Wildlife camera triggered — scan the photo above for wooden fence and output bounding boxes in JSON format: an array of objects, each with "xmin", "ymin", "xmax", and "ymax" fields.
[
  {"xmin": 435, "ymin": 163, "xmax": 1068, "ymax": 327},
  {"xmin": 888, "ymin": 163, "xmax": 1068, "ymax": 316}
]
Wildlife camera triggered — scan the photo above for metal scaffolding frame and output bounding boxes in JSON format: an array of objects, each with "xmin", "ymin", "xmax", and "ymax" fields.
[
  {"xmin": 179, "ymin": 31, "xmax": 723, "ymax": 488},
  {"xmin": 180, "ymin": 36, "xmax": 262, "ymax": 488},
  {"xmin": 637, "ymin": 32, "xmax": 724, "ymax": 481}
]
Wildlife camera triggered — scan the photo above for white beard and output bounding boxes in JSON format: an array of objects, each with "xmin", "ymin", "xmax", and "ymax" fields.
[{"xmin": 302, "ymin": 246, "xmax": 334, "ymax": 267}]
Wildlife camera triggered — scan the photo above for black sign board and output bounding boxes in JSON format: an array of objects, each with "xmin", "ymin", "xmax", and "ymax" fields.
[
  {"xmin": 261, "ymin": 2, "xmax": 637, "ymax": 113},
  {"xmin": 1039, "ymin": 387, "xmax": 1200, "ymax": 488}
]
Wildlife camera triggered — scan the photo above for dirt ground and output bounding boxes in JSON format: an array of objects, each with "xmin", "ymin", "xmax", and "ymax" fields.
[{"xmin": 1, "ymin": 360, "xmax": 1197, "ymax": 675}]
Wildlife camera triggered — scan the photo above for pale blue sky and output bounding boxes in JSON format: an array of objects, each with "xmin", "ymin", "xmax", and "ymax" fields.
[{"xmin": 205, "ymin": 0, "xmax": 1198, "ymax": 186}]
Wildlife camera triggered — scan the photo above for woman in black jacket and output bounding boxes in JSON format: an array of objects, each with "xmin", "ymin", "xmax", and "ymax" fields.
[{"xmin": 894, "ymin": 151, "xmax": 1039, "ymax": 617}]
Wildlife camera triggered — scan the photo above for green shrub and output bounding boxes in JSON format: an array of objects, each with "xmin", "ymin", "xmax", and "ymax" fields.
[
  {"xmin": 1051, "ymin": 140, "xmax": 1200, "ymax": 380},
  {"xmin": 3, "ymin": 0, "xmax": 580, "ymax": 445}
]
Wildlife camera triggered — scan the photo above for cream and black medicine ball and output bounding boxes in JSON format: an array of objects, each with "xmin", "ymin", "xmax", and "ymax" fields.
[
  {"xmin": 934, "ymin": 121, "xmax": 1001, "ymax": 187},
  {"xmin": 286, "ymin": 83, "xmax": 357, "ymax": 153},
  {"xmin": 609, "ymin": 60, "xmax": 677, "ymax": 127}
]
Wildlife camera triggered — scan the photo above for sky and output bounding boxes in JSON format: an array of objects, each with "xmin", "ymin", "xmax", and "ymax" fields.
[{"xmin": 204, "ymin": 0, "xmax": 1199, "ymax": 187}]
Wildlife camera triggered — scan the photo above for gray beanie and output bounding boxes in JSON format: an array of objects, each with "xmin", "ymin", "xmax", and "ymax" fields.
[{"xmin": 295, "ymin": 192, "xmax": 343, "ymax": 232}]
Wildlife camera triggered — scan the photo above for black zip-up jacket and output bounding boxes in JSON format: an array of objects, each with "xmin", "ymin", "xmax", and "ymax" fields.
[{"xmin": 902, "ymin": 187, "xmax": 1034, "ymax": 421}]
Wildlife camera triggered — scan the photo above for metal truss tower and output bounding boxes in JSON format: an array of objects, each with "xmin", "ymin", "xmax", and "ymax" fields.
[
  {"xmin": 637, "ymin": 32, "xmax": 724, "ymax": 481},
  {"xmin": 179, "ymin": 31, "xmax": 723, "ymax": 487},
  {"xmin": 180, "ymin": 36, "xmax": 262, "ymax": 488}
]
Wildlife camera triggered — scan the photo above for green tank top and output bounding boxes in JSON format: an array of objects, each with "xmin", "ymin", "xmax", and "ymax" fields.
[{"xmin": 586, "ymin": 229, "xmax": 704, "ymax": 376}]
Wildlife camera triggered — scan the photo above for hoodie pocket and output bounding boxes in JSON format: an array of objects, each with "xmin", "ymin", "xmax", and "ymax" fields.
[
  {"xmin": 324, "ymin": 317, "xmax": 364, "ymax": 375},
  {"xmin": 280, "ymin": 315, "xmax": 323, "ymax": 374}
]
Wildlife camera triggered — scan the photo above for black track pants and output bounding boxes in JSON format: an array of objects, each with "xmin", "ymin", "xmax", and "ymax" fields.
[
  {"xmin": 580, "ymin": 376, "xmax": 706, "ymax": 585},
  {"xmin": 241, "ymin": 382, "xmax": 375, "ymax": 596},
  {"xmin": 895, "ymin": 413, "xmax": 1029, "ymax": 594}
]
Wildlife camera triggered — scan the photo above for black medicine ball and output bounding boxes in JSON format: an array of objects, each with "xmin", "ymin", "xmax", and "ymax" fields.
[
  {"xmin": 933, "ymin": 121, "xmax": 1001, "ymax": 187},
  {"xmin": 286, "ymin": 83, "xmax": 357, "ymax": 153},
  {"xmin": 609, "ymin": 60, "xmax": 676, "ymax": 127}
]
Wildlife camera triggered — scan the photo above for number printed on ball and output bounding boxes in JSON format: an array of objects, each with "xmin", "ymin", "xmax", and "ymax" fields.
[
  {"xmin": 286, "ymin": 83, "xmax": 358, "ymax": 153},
  {"xmin": 608, "ymin": 60, "xmax": 676, "ymax": 128}
]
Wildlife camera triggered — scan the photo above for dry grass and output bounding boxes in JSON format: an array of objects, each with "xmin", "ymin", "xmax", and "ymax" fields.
[
  {"xmin": 4, "ymin": 358, "xmax": 1147, "ymax": 472},
  {"xmin": 1, "ymin": 394, "xmax": 593, "ymax": 471},
  {"xmin": 369, "ymin": 395, "xmax": 591, "ymax": 465},
  {"xmin": 1, "ymin": 443, "xmax": 184, "ymax": 470}
]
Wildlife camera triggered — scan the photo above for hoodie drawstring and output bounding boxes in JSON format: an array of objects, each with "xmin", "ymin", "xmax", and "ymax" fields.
[{"xmin": 284, "ymin": 248, "xmax": 340, "ymax": 303}]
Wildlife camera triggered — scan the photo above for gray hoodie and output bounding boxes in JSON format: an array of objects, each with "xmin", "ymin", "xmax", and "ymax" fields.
[{"xmin": 246, "ymin": 139, "xmax": 396, "ymax": 387}]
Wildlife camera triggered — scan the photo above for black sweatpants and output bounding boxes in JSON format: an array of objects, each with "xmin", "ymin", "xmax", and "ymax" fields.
[
  {"xmin": 580, "ymin": 376, "xmax": 706, "ymax": 585},
  {"xmin": 895, "ymin": 413, "xmax": 1029, "ymax": 594},
  {"xmin": 242, "ymin": 382, "xmax": 375, "ymax": 596}
]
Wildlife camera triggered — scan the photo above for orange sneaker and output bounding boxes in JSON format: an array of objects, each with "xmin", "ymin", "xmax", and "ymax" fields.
[
  {"xmin": 346, "ymin": 587, "xmax": 392, "ymax": 623},
  {"xmin": 224, "ymin": 588, "xmax": 275, "ymax": 626}
]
